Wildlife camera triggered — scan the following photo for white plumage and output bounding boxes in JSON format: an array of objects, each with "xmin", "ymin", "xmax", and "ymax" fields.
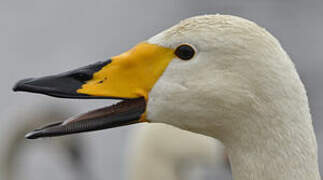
[
  {"xmin": 9, "ymin": 14, "xmax": 321, "ymax": 180},
  {"xmin": 146, "ymin": 15, "xmax": 321, "ymax": 180},
  {"xmin": 126, "ymin": 123, "xmax": 230, "ymax": 180},
  {"xmin": 0, "ymin": 103, "xmax": 89, "ymax": 180}
]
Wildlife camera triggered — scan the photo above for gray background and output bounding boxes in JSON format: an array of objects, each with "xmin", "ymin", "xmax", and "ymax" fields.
[{"xmin": 1, "ymin": 0, "xmax": 322, "ymax": 179}]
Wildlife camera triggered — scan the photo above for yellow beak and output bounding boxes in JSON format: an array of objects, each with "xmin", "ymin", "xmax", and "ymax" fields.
[{"xmin": 78, "ymin": 42, "xmax": 175, "ymax": 100}]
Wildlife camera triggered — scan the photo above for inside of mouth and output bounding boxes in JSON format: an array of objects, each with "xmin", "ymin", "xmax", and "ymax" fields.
[
  {"xmin": 63, "ymin": 98, "xmax": 146, "ymax": 125},
  {"xmin": 26, "ymin": 97, "xmax": 146, "ymax": 139}
]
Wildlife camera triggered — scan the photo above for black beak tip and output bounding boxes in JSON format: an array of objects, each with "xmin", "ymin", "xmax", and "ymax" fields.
[
  {"xmin": 12, "ymin": 81, "xmax": 22, "ymax": 92},
  {"xmin": 25, "ymin": 130, "xmax": 42, "ymax": 139},
  {"xmin": 13, "ymin": 78, "xmax": 34, "ymax": 92},
  {"xmin": 25, "ymin": 121, "xmax": 64, "ymax": 139}
]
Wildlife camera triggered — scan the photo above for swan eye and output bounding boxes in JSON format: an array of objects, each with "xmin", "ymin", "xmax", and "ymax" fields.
[{"xmin": 175, "ymin": 44, "xmax": 195, "ymax": 60}]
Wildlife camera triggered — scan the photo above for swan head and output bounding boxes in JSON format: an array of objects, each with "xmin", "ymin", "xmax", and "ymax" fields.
[
  {"xmin": 146, "ymin": 15, "xmax": 308, "ymax": 141},
  {"xmin": 13, "ymin": 15, "xmax": 308, "ymax": 142}
]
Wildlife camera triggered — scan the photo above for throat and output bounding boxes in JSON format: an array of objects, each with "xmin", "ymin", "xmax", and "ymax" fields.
[{"xmin": 224, "ymin": 122, "xmax": 321, "ymax": 180}]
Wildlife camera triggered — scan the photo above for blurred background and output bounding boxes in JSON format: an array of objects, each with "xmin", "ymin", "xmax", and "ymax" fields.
[{"xmin": 1, "ymin": 0, "xmax": 322, "ymax": 179}]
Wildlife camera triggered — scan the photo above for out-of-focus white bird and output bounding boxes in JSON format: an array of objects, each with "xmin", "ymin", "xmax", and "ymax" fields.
[
  {"xmin": 125, "ymin": 124, "xmax": 231, "ymax": 180},
  {"xmin": 0, "ymin": 103, "xmax": 91, "ymax": 180}
]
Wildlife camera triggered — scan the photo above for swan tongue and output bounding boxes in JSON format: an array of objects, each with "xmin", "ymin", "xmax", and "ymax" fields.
[{"xmin": 25, "ymin": 97, "xmax": 146, "ymax": 139}]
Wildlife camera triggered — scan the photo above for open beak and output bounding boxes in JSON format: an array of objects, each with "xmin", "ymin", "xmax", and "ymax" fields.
[{"xmin": 13, "ymin": 42, "xmax": 175, "ymax": 139}]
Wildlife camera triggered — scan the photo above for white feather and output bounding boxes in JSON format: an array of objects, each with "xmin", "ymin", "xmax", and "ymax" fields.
[
  {"xmin": 147, "ymin": 15, "xmax": 320, "ymax": 180},
  {"xmin": 125, "ymin": 123, "xmax": 230, "ymax": 180}
]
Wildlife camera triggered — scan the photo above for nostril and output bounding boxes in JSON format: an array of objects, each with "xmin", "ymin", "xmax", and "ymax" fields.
[{"xmin": 72, "ymin": 72, "xmax": 92, "ymax": 82}]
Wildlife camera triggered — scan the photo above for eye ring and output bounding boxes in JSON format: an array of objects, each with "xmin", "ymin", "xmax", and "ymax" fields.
[{"xmin": 174, "ymin": 44, "xmax": 195, "ymax": 60}]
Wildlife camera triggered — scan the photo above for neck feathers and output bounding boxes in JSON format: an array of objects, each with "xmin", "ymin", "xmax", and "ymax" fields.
[{"xmin": 225, "ymin": 93, "xmax": 320, "ymax": 180}]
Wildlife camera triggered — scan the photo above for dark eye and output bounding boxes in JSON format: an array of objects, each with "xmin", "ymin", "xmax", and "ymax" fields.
[{"xmin": 175, "ymin": 44, "xmax": 195, "ymax": 60}]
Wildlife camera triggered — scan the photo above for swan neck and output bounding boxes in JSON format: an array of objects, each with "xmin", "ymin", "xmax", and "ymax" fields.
[{"xmin": 225, "ymin": 117, "xmax": 321, "ymax": 180}]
